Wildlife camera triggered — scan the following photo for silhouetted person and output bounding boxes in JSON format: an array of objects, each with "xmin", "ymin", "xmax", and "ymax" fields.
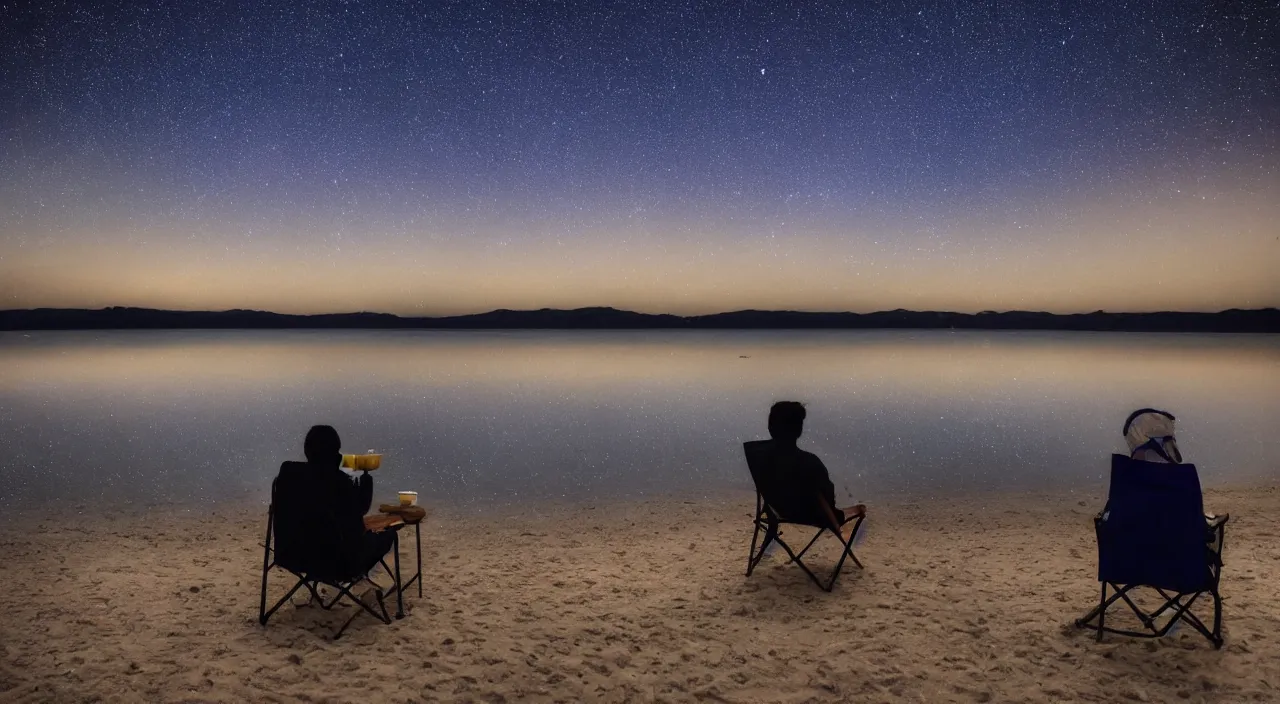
[
  {"xmin": 1119, "ymin": 408, "xmax": 1224, "ymax": 555},
  {"xmin": 763, "ymin": 401, "xmax": 865, "ymax": 541},
  {"xmin": 274, "ymin": 425, "xmax": 394, "ymax": 580}
]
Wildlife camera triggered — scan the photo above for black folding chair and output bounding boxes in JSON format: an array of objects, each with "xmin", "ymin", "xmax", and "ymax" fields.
[
  {"xmin": 743, "ymin": 440, "xmax": 866, "ymax": 592},
  {"xmin": 1076, "ymin": 454, "xmax": 1229, "ymax": 648},
  {"xmin": 258, "ymin": 469, "xmax": 399, "ymax": 640}
]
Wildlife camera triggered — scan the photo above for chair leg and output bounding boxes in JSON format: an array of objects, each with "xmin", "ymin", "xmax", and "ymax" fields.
[
  {"xmin": 1212, "ymin": 588, "xmax": 1224, "ymax": 649},
  {"xmin": 753, "ymin": 519, "xmax": 866, "ymax": 593},
  {"xmin": 393, "ymin": 532, "xmax": 404, "ymax": 619},
  {"xmin": 261, "ymin": 564, "xmax": 397, "ymax": 639},
  {"xmin": 258, "ymin": 512, "xmax": 274, "ymax": 624},
  {"xmin": 259, "ymin": 562, "xmax": 272, "ymax": 624},
  {"xmin": 1149, "ymin": 588, "xmax": 1179, "ymax": 622},
  {"xmin": 790, "ymin": 529, "xmax": 824, "ymax": 563},
  {"xmin": 746, "ymin": 520, "xmax": 776, "ymax": 577},
  {"xmin": 331, "ymin": 581, "xmax": 393, "ymax": 640},
  {"xmin": 1211, "ymin": 540, "xmax": 1225, "ymax": 649},
  {"xmin": 746, "ymin": 518, "xmax": 762, "ymax": 577},
  {"xmin": 1073, "ymin": 596, "xmax": 1099, "ymax": 629},
  {"xmin": 260, "ymin": 576, "xmax": 309, "ymax": 626},
  {"xmin": 319, "ymin": 582, "xmax": 362, "ymax": 611},
  {"xmin": 771, "ymin": 536, "xmax": 829, "ymax": 591},
  {"xmin": 334, "ymin": 610, "xmax": 361, "ymax": 640},
  {"xmin": 1116, "ymin": 588, "xmax": 1157, "ymax": 631},
  {"xmin": 1095, "ymin": 582, "xmax": 1106, "ymax": 641},
  {"xmin": 1155, "ymin": 591, "xmax": 1202, "ymax": 636},
  {"xmin": 1153, "ymin": 590, "xmax": 1223, "ymax": 647},
  {"xmin": 819, "ymin": 522, "xmax": 867, "ymax": 591},
  {"xmin": 1077, "ymin": 584, "xmax": 1225, "ymax": 648},
  {"xmin": 842, "ymin": 516, "xmax": 866, "ymax": 570},
  {"xmin": 1171, "ymin": 599, "xmax": 1216, "ymax": 643},
  {"xmin": 824, "ymin": 533, "xmax": 851, "ymax": 592},
  {"xmin": 375, "ymin": 584, "xmax": 390, "ymax": 623}
]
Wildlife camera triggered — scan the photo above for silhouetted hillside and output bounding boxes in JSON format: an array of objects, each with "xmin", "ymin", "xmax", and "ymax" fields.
[{"xmin": 2, "ymin": 306, "xmax": 1277, "ymax": 332}]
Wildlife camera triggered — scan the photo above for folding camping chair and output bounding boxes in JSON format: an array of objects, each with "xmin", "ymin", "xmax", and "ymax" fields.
[
  {"xmin": 743, "ymin": 440, "xmax": 866, "ymax": 592},
  {"xmin": 1075, "ymin": 454, "xmax": 1229, "ymax": 648},
  {"xmin": 258, "ymin": 465, "xmax": 400, "ymax": 640}
]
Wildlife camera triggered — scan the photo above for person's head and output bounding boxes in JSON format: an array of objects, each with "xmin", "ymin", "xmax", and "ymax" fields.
[
  {"xmin": 304, "ymin": 424, "xmax": 342, "ymax": 466},
  {"xmin": 768, "ymin": 401, "xmax": 806, "ymax": 444},
  {"xmin": 1123, "ymin": 408, "xmax": 1182, "ymax": 463}
]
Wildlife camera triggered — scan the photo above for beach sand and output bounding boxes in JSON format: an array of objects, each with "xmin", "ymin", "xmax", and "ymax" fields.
[{"xmin": 2, "ymin": 485, "xmax": 1279, "ymax": 703}]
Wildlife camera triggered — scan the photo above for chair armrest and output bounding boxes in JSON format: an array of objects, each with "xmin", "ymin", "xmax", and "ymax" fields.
[
  {"xmin": 816, "ymin": 496, "xmax": 845, "ymax": 533},
  {"xmin": 363, "ymin": 514, "xmax": 404, "ymax": 533},
  {"xmin": 1206, "ymin": 513, "xmax": 1229, "ymax": 546},
  {"xmin": 1205, "ymin": 513, "xmax": 1228, "ymax": 566}
]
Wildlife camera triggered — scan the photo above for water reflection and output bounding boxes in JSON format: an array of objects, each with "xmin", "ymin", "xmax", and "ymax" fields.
[{"xmin": 0, "ymin": 330, "xmax": 1276, "ymax": 508}]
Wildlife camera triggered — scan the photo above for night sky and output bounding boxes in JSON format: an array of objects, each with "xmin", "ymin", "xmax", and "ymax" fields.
[{"xmin": 2, "ymin": 0, "xmax": 1277, "ymax": 315}]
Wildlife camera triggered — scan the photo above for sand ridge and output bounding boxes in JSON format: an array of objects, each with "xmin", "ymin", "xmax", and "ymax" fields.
[{"xmin": 2, "ymin": 486, "xmax": 1279, "ymax": 703}]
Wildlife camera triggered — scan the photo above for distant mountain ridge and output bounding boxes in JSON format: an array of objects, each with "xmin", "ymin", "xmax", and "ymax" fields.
[{"xmin": 2, "ymin": 306, "xmax": 1278, "ymax": 332}]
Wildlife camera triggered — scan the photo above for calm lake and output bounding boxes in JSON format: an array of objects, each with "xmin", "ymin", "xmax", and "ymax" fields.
[{"xmin": 0, "ymin": 330, "xmax": 1276, "ymax": 509}]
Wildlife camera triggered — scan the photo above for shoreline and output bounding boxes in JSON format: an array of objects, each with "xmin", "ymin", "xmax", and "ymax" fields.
[
  {"xmin": 2, "ymin": 484, "xmax": 1278, "ymax": 702},
  {"xmin": 2, "ymin": 477, "xmax": 1270, "ymax": 525}
]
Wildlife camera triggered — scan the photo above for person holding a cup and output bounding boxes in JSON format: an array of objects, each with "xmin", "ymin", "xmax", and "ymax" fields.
[{"xmin": 276, "ymin": 425, "xmax": 394, "ymax": 578}]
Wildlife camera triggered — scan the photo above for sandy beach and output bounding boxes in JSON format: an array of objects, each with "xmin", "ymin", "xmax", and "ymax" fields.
[{"xmin": 2, "ymin": 485, "xmax": 1279, "ymax": 703}]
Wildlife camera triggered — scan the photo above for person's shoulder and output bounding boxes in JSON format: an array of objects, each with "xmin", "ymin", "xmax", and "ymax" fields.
[
  {"xmin": 797, "ymin": 449, "xmax": 827, "ymax": 468},
  {"xmin": 278, "ymin": 460, "xmax": 307, "ymax": 475}
]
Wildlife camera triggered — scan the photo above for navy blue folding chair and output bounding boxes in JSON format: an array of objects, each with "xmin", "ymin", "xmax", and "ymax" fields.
[
  {"xmin": 1076, "ymin": 455, "xmax": 1229, "ymax": 648},
  {"xmin": 743, "ymin": 440, "xmax": 866, "ymax": 592}
]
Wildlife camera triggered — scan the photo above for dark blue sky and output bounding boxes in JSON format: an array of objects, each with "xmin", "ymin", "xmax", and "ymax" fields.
[{"xmin": 2, "ymin": 0, "xmax": 1277, "ymax": 314}]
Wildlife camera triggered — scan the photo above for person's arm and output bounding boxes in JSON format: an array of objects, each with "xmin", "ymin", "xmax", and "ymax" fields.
[
  {"xmin": 328, "ymin": 469, "xmax": 374, "ymax": 532},
  {"xmin": 353, "ymin": 471, "xmax": 374, "ymax": 516},
  {"xmin": 813, "ymin": 456, "xmax": 838, "ymax": 516},
  {"xmin": 805, "ymin": 455, "xmax": 842, "ymax": 531}
]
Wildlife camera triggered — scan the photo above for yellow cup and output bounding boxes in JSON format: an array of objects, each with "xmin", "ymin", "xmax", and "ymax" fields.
[
  {"xmin": 342, "ymin": 453, "xmax": 381, "ymax": 471},
  {"xmin": 398, "ymin": 491, "xmax": 418, "ymax": 506}
]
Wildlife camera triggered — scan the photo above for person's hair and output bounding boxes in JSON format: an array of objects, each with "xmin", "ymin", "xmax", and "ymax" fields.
[
  {"xmin": 304, "ymin": 425, "xmax": 341, "ymax": 464},
  {"xmin": 768, "ymin": 401, "xmax": 806, "ymax": 442}
]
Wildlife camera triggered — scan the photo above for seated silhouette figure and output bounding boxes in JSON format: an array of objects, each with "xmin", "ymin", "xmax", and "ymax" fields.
[
  {"xmin": 1073, "ymin": 410, "xmax": 1230, "ymax": 647},
  {"xmin": 1120, "ymin": 408, "xmax": 1225, "ymax": 554},
  {"xmin": 273, "ymin": 425, "xmax": 394, "ymax": 581},
  {"xmin": 761, "ymin": 401, "xmax": 864, "ymax": 540}
]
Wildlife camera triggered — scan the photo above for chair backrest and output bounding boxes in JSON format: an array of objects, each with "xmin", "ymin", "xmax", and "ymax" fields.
[
  {"xmin": 743, "ymin": 440, "xmax": 826, "ymax": 526},
  {"xmin": 1098, "ymin": 453, "xmax": 1209, "ymax": 592},
  {"xmin": 742, "ymin": 440, "xmax": 774, "ymax": 499},
  {"xmin": 271, "ymin": 461, "xmax": 346, "ymax": 577}
]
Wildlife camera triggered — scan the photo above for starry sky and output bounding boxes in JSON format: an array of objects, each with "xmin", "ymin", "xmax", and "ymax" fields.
[{"xmin": 2, "ymin": 0, "xmax": 1277, "ymax": 316}]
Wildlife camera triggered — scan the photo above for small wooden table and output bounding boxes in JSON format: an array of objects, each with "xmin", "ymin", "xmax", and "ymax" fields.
[{"xmin": 378, "ymin": 504, "xmax": 427, "ymax": 599}]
